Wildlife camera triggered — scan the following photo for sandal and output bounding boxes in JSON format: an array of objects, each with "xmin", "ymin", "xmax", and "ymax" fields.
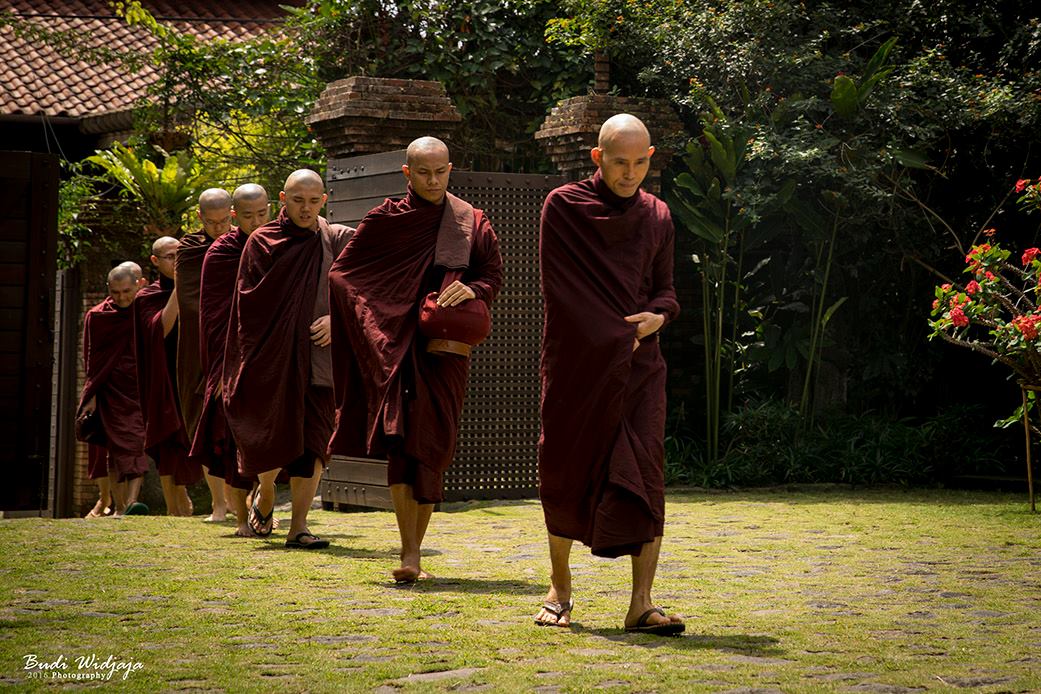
[
  {"xmin": 624, "ymin": 607, "xmax": 685, "ymax": 636},
  {"xmin": 249, "ymin": 498, "xmax": 274, "ymax": 537},
  {"xmin": 534, "ymin": 598, "xmax": 574, "ymax": 627},
  {"xmin": 285, "ymin": 531, "xmax": 329, "ymax": 550}
]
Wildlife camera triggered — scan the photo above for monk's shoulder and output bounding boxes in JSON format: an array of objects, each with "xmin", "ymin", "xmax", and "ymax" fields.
[
  {"xmin": 641, "ymin": 191, "xmax": 673, "ymax": 228},
  {"xmin": 177, "ymin": 230, "xmax": 210, "ymax": 250}
]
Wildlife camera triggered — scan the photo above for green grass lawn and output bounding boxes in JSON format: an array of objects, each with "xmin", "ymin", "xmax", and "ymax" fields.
[{"xmin": 1, "ymin": 487, "xmax": 1039, "ymax": 692}]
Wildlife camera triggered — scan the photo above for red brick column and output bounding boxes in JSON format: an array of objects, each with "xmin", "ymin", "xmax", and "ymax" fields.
[
  {"xmin": 534, "ymin": 95, "xmax": 685, "ymax": 195},
  {"xmin": 307, "ymin": 76, "xmax": 463, "ymax": 158}
]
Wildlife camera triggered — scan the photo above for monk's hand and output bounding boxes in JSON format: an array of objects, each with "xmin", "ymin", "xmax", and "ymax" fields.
[
  {"xmin": 437, "ymin": 280, "xmax": 476, "ymax": 307},
  {"xmin": 310, "ymin": 315, "xmax": 332, "ymax": 347},
  {"xmin": 83, "ymin": 395, "xmax": 96, "ymax": 414},
  {"xmin": 624, "ymin": 312, "xmax": 665, "ymax": 351}
]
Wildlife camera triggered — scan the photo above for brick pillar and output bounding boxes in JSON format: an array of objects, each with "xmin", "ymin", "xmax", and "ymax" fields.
[
  {"xmin": 534, "ymin": 95, "xmax": 685, "ymax": 195},
  {"xmin": 306, "ymin": 76, "xmax": 463, "ymax": 159}
]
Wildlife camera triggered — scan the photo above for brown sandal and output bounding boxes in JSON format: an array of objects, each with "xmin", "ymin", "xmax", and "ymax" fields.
[{"xmin": 534, "ymin": 598, "xmax": 574, "ymax": 627}]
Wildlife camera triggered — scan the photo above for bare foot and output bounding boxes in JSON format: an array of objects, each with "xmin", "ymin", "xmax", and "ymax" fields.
[
  {"xmin": 204, "ymin": 512, "xmax": 228, "ymax": 522},
  {"xmin": 393, "ymin": 565, "xmax": 420, "ymax": 583},
  {"xmin": 234, "ymin": 524, "xmax": 256, "ymax": 538},
  {"xmin": 84, "ymin": 499, "xmax": 111, "ymax": 519}
]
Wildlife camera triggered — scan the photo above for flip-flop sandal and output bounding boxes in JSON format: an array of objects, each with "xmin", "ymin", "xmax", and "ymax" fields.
[
  {"xmin": 124, "ymin": 502, "xmax": 149, "ymax": 516},
  {"xmin": 249, "ymin": 499, "xmax": 274, "ymax": 537},
  {"xmin": 624, "ymin": 607, "xmax": 685, "ymax": 636},
  {"xmin": 285, "ymin": 531, "xmax": 329, "ymax": 549},
  {"xmin": 534, "ymin": 598, "xmax": 574, "ymax": 627}
]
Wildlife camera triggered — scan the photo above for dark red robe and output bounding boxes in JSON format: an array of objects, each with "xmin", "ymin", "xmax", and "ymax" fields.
[
  {"xmin": 190, "ymin": 228, "xmax": 254, "ymax": 489},
  {"xmin": 328, "ymin": 188, "xmax": 503, "ymax": 503},
  {"xmin": 223, "ymin": 209, "xmax": 351, "ymax": 476},
  {"xmin": 539, "ymin": 170, "xmax": 680, "ymax": 558},
  {"xmin": 174, "ymin": 230, "xmax": 216, "ymax": 446},
  {"xmin": 78, "ymin": 297, "xmax": 147, "ymax": 480},
  {"xmin": 134, "ymin": 276, "xmax": 202, "ymax": 486}
]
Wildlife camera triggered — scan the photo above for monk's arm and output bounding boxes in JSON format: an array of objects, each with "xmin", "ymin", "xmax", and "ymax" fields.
[
  {"xmin": 464, "ymin": 215, "xmax": 504, "ymax": 304},
  {"xmin": 642, "ymin": 215, "xmax": 680, "ymax": 326},
  {"xmin": 161, "ymin": 289, "xmax": 179, "ymax": 337}
]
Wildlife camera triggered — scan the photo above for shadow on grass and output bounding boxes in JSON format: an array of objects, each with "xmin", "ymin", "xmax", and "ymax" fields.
[
  {"xmin": 380, "ymin": 577, "xmax": 544, "ymax": 594},
  {"xmin": 250, "ymin": 543, "xmax": 393, "ymax": 560},
  {"xmin": 572, "ymin": 624, "xmax": 783, "ymax": 653}
]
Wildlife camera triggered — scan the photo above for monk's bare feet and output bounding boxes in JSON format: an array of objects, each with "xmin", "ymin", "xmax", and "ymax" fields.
[
  {"xmin": 204, "ymin": 511, "xmax": 228, "ymax": 522},
  {"xmin": 234, "ymin": 523, "xmax": 256, "ymax": 538},
  {"xmin": 393, "ymin": 550, "xmax": 431, "ymax": 583},
  {"xmin": 84, "ymin": 499, "xmax": 111, "ymax": 519},
  {"xmin": 535, "ymin": 586, "xmax": 573, "ymax": 627}
]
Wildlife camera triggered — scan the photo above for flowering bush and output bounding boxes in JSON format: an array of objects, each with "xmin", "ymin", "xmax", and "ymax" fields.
[{"xmin": 928, "ymin": 177, "xmax": 1041, "ymax": 384}]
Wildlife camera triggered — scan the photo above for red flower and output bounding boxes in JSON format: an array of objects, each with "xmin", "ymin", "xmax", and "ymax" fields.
[
  {"xmin": 1024, "ymin": 248, "xmax": 1041, "ymax": 266},
  {"xmin": 1013, "ymin": 315, "xmax": 1040, "ymax": 340},
  {"xmin": 1016, "ymin": 179, "xmax": 1031, "ymax": 193},
  {"xmin": 966, "ymin": 280, "xmax": 980, "ymax": 295},
  {"xmin": 949, "ymin": 307, "xmax": 969, "ymax": 328},
  {"xmin": 985, "ymin": 271, "xmax": 997, "ymax": 282},
  {"xmin": 941, "ymin": 283, "xmax": 952, "ymax": 291},
  {"xmin": 932, "ymin": 299, "xmax": 940, "ymax": 310}
]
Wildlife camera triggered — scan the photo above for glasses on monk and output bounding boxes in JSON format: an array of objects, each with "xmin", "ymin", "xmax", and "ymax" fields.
[{"xmin": 157, "ymin": 253, "xmax": 177, "ymax": 261}]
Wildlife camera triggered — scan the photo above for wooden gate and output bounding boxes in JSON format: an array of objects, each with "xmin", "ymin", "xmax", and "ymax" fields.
[
  {"xmin": 320, "ymin": 151, "xmax": 563, "ymax": 508},
  {"xmin": 0, "ymin": 152, "xmax": 59, "ymax": 513}
]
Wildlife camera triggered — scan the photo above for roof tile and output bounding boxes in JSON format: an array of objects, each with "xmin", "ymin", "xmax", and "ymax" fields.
[{"xmin": 0, "ymin": 0, "xmax": 297, "ymax": 118}]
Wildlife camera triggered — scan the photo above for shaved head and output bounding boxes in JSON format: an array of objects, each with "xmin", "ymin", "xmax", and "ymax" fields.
[
  {"xmin": 233, "ymin": 183, "xmax": 271, "ymax": 235},
  {"xmin": 118, "ymin": 261, "xmax": 143, "ymax": 282},
  {"xmin": 591, "ymin": 113, "xmax": 656, "ymax": 199},
  {"xmin": 198, "ymin": 188, "xmax": 232, "ymax": 212},
  {"xmin": 280, "ymin": 170, "xmax": 327, "ymax": 230},
  {"xmin": 107, "ymin": 264, "xmax": 135, "ymax": 284},
  {"xmin": 233, "ymin": 183, "xmax": 268, "ymax": 205},
  {"xmin": 597, "ymin": 113, "xmax": 651, "ymax": 151},
  {"xmin": 152, "ymin": 236, "xmax": 178, "ymax": 256},
  {"xmin": 403, "ymin": 137, "xmax": 452, "ymax": 204},
  {"xmin": 283, "ymin": 169, "xmax": 324, "ymax": 194},
  {"xmin": 406, "ymin": 137, "xmax": 450, "ymax": 167}
]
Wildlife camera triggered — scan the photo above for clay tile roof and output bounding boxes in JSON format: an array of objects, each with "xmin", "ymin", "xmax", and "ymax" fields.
[{"xmin": 0, "ymin": 0, "xmax": 299, "ymax": 119}]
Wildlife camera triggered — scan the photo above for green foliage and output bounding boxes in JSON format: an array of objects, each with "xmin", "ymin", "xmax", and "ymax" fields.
[
  {"xmin": 85, "ymin": 142, "xmax": 204, "ymax": 236},
  {"xmin": 666, "ymin": 399, "xmax": 1016, "ymax": 488}
]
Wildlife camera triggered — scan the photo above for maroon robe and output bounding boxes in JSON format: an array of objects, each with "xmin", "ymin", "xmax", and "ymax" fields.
[
  {"xmin": 539, "ymin": 170, "xmax": 680, "ymax": 558},
  {"xmin": 134, "ymin": 276, "xmax": 202, "ymax": 486},
  {"xmin": 190, "ymin": 228, "xmax": 254, "ymax": 489},
  {"xmin": 78, "ymin": 297, "xmax": 147, "ymax": 480},
  {"xmin": 223, "ymin": 209, "xmax": 351, "ymax": 476},
  {"xmin": 175, "ymin": 230, "xmax": 216, "ymax": 446},
  {"xmin": 328, "ymin": 188, "xmax": 503, "ymax": 503}
]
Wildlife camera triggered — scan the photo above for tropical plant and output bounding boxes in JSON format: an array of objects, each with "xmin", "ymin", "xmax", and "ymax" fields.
[{"xmin": 86, "ymin": 142, "xmax": 204, "ymax": 236}]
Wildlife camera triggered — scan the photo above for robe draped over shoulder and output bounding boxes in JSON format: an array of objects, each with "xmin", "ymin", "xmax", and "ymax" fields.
[
  {"xmin": 79, "ymin": 297, "xmax": 146, "ymax": 476},
  {"xmin": 539, "ymin": 170, "xmax": 679, "ymax": 558},
  {"xmin": 223, "ymin": 209, "xmax": 351, "ymax": 475},
  {"xmin": 174, "ymin": 230, "xmax": 216, "ymax": 443},
  {"xmin": 328, "ymin": 188, "xmax": 503, "ymax": 502}
]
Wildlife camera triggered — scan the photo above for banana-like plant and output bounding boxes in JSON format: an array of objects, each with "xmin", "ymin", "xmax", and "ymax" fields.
[{"xmin": 87, "ymin": 142, "xmax": 204, "ymax": 236}]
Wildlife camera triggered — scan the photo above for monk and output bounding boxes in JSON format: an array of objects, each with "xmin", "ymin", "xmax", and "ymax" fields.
[
  {"xmin": 223, "ymin": 170, "xmax": 351, "ymax": 549},
  {"xmin": 135, "ymin": 236, "xmax": 200, "ymax": 516},
  {"xmin": 191, "ymin": 183, "xmax": 270, "ymax": 537},
  {"xmin": 79, "ymin": 263, "xmax": 149, "ymax": 517},
  {"xmin": 536, "ymin": 114, "xmax": 684, "ymax": 635},
  {"xmin": 328, "ymin": 137, "xmax": 503, "ymax": 583},
  {"xmin": 177, "ymin": 188, "xmax": 234, "ymax": 521}
]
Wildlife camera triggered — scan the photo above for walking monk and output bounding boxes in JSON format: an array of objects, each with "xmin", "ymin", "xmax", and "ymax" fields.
[
  {"xmin": 223, "ymin": 170, "xmax": 351, "ymax": 548},
  {"xmin": 136, "ymin": 236, "xmax": 200, "ymax": 516},
  {"xmin": 328, "ymin": 137, "xmax": 503, "ymax": 583},
  {"xmin": 536, "ymin": 114, "xmax": 684, "ymax": 635},
  {"xmin": 176, "ymin": 188, "xmax": 234, "ymax": 521},
  {"xmin": 79, "ymin": 263, "xmax": 149, "ymax": 517},
  {"xmin": 191, "ymin": 184, "xmax": 269, "ymax": 537}
]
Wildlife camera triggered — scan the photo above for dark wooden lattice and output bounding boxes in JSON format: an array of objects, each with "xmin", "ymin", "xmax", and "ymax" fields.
[{"xmin": 320, "ymin": 151, "xmax": 564, "ymax": 509}]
